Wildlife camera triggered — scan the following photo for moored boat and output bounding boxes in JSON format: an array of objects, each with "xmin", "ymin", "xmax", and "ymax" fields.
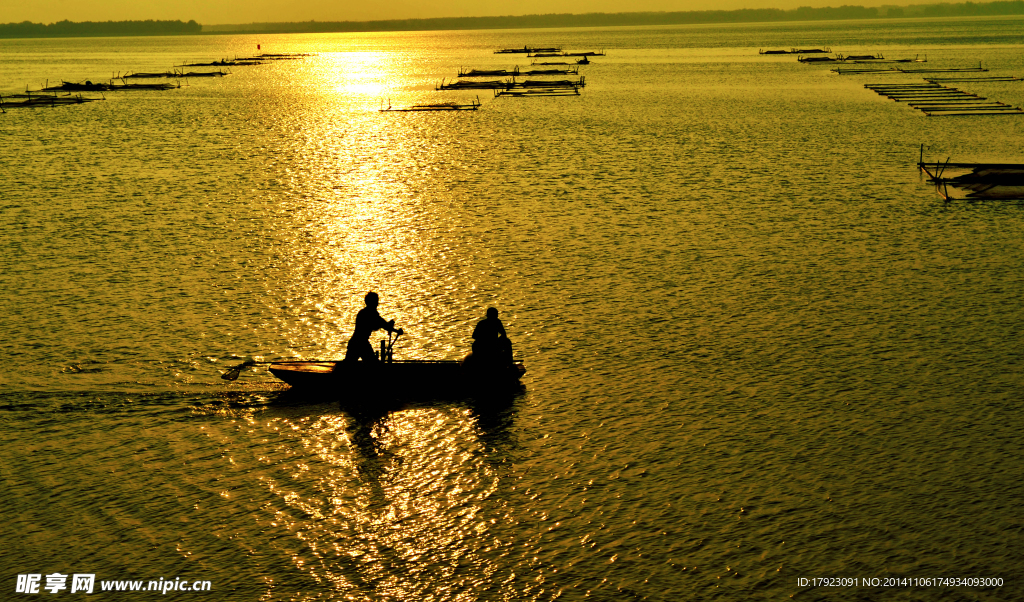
[{"xmin": 268, "ymin": 359, "xmax": 526, "ymax": 394}]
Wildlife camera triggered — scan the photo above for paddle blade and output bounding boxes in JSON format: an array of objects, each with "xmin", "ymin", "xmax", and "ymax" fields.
[{"xmin": 221, "ymin": 358, "xmax": 255, "ymax": 381}]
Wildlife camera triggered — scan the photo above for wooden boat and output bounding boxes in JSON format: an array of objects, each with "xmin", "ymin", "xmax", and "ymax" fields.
[
  {"xmin": 918, "ymin": 145, "xmax": 1024, "ymax": 200},
  {"xmin": 268, "ymin": 359, "xmax": 526, "ymax": 394}
]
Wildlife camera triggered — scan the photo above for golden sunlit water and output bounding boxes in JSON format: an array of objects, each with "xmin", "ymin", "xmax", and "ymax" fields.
[{"xmin": 3, "ymin": 17, "xmax": 1024, "ymax": 600}]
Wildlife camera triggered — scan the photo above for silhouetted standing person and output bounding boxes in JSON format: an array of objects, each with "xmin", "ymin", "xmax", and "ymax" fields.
[
  {"xmin": 472, "ymin": 307, "xmax": 513, "ymax": 367},
  {"xmin": 345, "ymin": 292, "xmax": 402, "ymax": 363}
]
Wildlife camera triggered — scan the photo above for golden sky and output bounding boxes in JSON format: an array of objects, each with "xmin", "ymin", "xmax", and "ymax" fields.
[{"xmin": 4, "ymin": 0, "xmax": 910, "ymax": 25}]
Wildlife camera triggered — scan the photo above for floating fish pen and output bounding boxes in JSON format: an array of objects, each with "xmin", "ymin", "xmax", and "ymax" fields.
[
  {"xmin": 759, "ymin": 47, "xmax": 831, "ymax": 54},
  {"xmin": 925, "ymin": 76, "xmax": 1020, "ymax": 83},
  {"xmin": 458, "ymin": 67, "xmax": 519, "ymax": 77},
  {"xmin": 0, "ymin": 92, "xmax": 99, "ymax": 111},
  {"xmin": 495, "ymin": 46, "xmax": 560, "ymax": 54},
  {"xmin": 509, "ymin": 77, "xmax": 585, "ymax": 89},
  {"xmin": 495, "ymin": 88, "xmax": 581, "ymax": 97},
  {"xmin": 123, "ymin": 71, "xmax": 179, "ymax": 79},
  {"xmin": 835, "ymin": 61, "xmax": 987, "ymax": 75},
  {"xmin": 528, "ymin": 50, "xmax": 604, "ymax": 58},
  {"xmin": 123, "ymin": 69, "xmax": 229, "ymax": 79},
  {"xmin": 918, "ymin": 146, "xmax": 1024, "ymax": 200},
  {"xmin": 864, "ymin": 83, "xmax": 1024, "ymax": 116},
  {"xmin": 529, "ymin": 57, "xmax": 593, "ymax": 65},
  {"xmin": 798, "ymin": 55, "xmax": 840, "ymax": 63},
  {"xmin": 42, "ymin": 80, "xmax": 179, "ymax": 92},
  {"xmin": 832, "ymin": 67, "xmax": 900, "ymax": 74},
  {"xmin": 380, "ymin": 98, "xmax": 481, "ymax": 112},
  {"xmin": 898, "ymin": 64, "xmax": 988, "ymax": 73},
  {"xmin": 177, "ymin": 59, "xmax": 262, "ymax": 67},
  {"xmin": 179, "ymin": 70, "xmax": 230, "ymax": 78},
  {"xmin": 847, "ymin": 55, "xmax": 926, "ymax": 64},
  {"xmin": 246, "ymin": 53, "xmax": 311, "ymax": 60},
  {"xmin": 520, "ymin": 67, "xmax": 580, "ymax": 76},
  {"xmin": 436, "ymin": 78, "xmax": 506, "ymax": 90}
]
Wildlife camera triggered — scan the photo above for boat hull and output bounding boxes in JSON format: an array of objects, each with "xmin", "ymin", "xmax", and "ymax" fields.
[{"xmin": 268, "ymin": 359, "xmax": 526, "ymax": 395}]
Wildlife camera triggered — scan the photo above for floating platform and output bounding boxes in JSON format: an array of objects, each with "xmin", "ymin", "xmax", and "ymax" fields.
[
  {"xmin": 760, "ymin": 47, "xmax": 831, "ymax": 54},
  {"xmin": 458, "ymin": 67, "xmax": 519, "ymax": 77},
  {"xmin": 865, "ymin": 82, "xmax": 1024, "ymax": 116},
  {"xmin": 380, "ymin": 98, "xmax": 481, "ymax": 112},
  {"xmin": 835, "ymin": 64, "xmax": 987, "ymax": 75},
  {"xmin": 41, "ymin": 80, "xmax": 180, "ymax": 92},
  {"xmin": 495, "ymin": 46, "xmax": 560, "ymax": 54},
  {"xmin": 124, "ymin": 69, "xmax": 228, "ymax": 79},
  {"xmin": 495, "ymin": 88, "xmax": 581, "ymax": 97},
  {"xmin": 0, "ymin": 92, "xmax": 99, "ymax": 110},
  {"xmin": 437, "ymin": 78, "xmax": 506, "ymax": 90}
]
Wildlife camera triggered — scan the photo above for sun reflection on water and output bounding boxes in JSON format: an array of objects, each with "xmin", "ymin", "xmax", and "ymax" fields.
[
  {"xmin": 257, "ymin": 49, "xmax": 505, "ymax": 362},
  {"xmin": 252, "ymin": 404, "xmax": 514, "ymax": 599}
]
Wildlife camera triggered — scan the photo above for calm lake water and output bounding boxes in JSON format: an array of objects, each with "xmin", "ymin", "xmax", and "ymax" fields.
[{"xmin": 2, "ymin": 16, "xmax": 1024, "ymax": 600}]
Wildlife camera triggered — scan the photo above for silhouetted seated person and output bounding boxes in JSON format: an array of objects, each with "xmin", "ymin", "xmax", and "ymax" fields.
[
  {"xmin": 343, "ymin": 292, "xmax": 403, "ymax": 364},
  {"xmin": 470, "ymin": 307, "xmax": 513, "ymax": 369}
]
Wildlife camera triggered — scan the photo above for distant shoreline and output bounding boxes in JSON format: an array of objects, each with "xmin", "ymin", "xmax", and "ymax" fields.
[{"xmin": 2, "ymin": 2, "xmax": 1024, "ymax": 39}]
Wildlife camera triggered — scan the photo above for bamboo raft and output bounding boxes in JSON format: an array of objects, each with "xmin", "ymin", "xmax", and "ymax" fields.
[{"xmin": 865, "ymin": 82, "xmax": 1024, "ymax": 116}]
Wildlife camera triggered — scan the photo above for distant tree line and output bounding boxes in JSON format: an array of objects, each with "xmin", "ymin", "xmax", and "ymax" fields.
[
  {"xmin": 203, "ymin": 1, "xmax": 1024, "ymax": 34},
  {"xmin": 0, "ymin": 19, "xmax": 200, "ymax": 38},
  {"xmin": 3, "ymin": 2, "xmax": 1024, "ymax": 39}
]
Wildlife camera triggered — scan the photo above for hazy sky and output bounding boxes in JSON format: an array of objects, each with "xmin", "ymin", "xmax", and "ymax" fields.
[{"xmin": 3, "ymin": 0, "xmax": 905, "ymax": 25}]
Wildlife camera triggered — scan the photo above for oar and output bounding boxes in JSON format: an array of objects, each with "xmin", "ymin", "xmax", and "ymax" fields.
[{"xmin": 221, "ymin": 358, "xmax": 261, "ymax": 381}]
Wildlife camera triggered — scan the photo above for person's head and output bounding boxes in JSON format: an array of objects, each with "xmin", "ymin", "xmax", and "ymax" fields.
[
  {"xmin": 365, "ymin": 292, "xmax": 379, "ymax": 307},
  {"xmin": 486, "ymin": 307, "xmax": 499, "ymax": 319}
]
